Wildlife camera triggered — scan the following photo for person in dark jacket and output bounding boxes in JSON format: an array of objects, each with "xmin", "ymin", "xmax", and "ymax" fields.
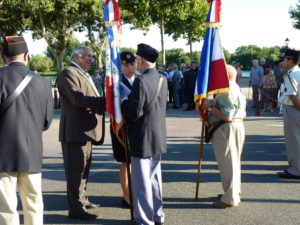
[
  {"xmin": 110, "ymin": 51, "xmax": 136, "ymax": 207},
  {"xmin": 183, "ymin": 64, "xmax": 197, "ymax": 111},
  {"xmin": 0, "ymin": 36, "xmax": 53, "ymax": 225},
  {"xmin": 121, "ymin": 43, "xmax": 167, "ymax": 225}
]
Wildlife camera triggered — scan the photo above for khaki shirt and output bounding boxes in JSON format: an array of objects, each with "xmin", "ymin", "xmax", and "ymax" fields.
[{"xmin": 208, "ymin": 82, "xmax": 246, "ymax": 124}]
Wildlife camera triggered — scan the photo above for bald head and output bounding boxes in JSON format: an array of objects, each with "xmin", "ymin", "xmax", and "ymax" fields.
[{"xmin": 226, "ymin": 64, "xmax": 237, "ymax": 82}]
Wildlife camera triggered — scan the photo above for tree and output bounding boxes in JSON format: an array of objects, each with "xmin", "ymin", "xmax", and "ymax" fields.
[
  {"xmin": 165, "ymin": 0, "xmax": 209, "ymax": 59},
  {"xmin": 25, "ymin": 0, "xmax": 89, "ymax": 73},
  {"xmin": 0, "ymin": 0, "xmax": 31, "ymax": 52},
  {"xmin": 77, "ymin": 0, "xmax": 106, "ymax": 68},
  {"xmin": 28, "ymin": 54, "xmax": 53, "ymax": 72},
  {"xmin": 45, "ymin": 38, "xmax": 84, "ymax": 69},
  {"xmin": 119, "ymin": 0, "xmax": 189, "ymax": 65},
  {"xmin": 289, "ymin": 0, "xmax": 300, "ymax": 29}
]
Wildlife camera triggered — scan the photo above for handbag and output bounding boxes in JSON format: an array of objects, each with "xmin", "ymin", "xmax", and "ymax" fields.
[{"xmin": 0, "ymin": 70, "xmax": 34, "ymax": 114}]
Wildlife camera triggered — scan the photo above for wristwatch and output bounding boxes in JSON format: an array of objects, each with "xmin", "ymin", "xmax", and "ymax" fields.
[{"xmin": 207, "ymin": 106, "xmax": 213, "ymax": 112}]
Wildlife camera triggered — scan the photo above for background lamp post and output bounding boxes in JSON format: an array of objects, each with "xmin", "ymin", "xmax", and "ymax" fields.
[{"xmin": 285, "ymin": 37, "xmax": 290, "ymax": 48}]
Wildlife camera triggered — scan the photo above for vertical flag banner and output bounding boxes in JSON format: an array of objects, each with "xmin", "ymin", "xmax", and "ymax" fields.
[
  {"xmin": 194, "ymin": 0, "xmax": 229, "ymax": 122},
  {"xmin": 104, "ymin": 0, "xmax": 125, "ymax": 146}
]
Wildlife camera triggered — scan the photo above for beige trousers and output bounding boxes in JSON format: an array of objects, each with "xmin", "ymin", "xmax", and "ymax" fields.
[
  {"xmin": 283, "ymin": 106, "xmax": 300, "ymax": 176},
  {"xmin": 211, "ymin": 122, "xmax": 245, "ymax": 205},
  {"xmin": 0, "ymin": 172, "xmax": 43, "ymax": 225}
]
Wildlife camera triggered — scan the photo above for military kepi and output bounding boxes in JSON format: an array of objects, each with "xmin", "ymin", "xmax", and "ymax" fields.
[
  {"xmin": 284, "ymin": 49, "xmax": 300, "ymax": 61},
  {"xmin": 120, "ymin": 51, "xmax": 135, "ymax": 64},
  {"xmin": 2, "ymin": 36, "xmax": 28, "ymax": 57},
  {"xmin": 137, "ymin": 43, "xmax": 159, "ymax": 63}
]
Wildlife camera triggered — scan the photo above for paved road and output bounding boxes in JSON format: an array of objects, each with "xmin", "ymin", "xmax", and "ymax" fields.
[{"xmin": 20, "ymin": 77, "xmax": 299, "ymax": 225}]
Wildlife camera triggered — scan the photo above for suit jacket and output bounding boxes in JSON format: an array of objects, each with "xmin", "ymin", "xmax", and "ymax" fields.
[
  {"xmin": 56, "ymin": 64, "xmax": 106, "ymax": 143},
  {"xmin": 172, "ymin": 70, "xmax": 181, "ymax": 90},
  {"xmin": 121, "ymin": 68, "xmax": 168, "ymax": 158},
  {"xmin": 0, "ymin": 62, "xmax": 53, "ymax": 172},
  {"xmin": 184, "ymin": 69, "xmax": 197, "ymax": 90}
]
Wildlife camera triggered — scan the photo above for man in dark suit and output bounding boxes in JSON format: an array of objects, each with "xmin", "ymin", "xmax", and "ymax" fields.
[
  {"xmin": 0, "ymin": 36, "xmax": 53, "ymax": 225},
  {"xmin": 121, "ymin": 43, "xmax": 167, "ymax": 225},
  {"xmin": 56, "ymin": 46, "xmax": 106, "ymax": 220},
  {"xmin": 110, "ymin": 51, "xmax": 136, "ymax": 207},
  {"xmin": 183, "ymin": 64, "xmax": 197, "ymax": 111}
]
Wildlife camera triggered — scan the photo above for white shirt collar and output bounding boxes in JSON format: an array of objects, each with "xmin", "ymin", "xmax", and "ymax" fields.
[
  {"xmin": 124, "ymin": 75, "xmax": 135, "ymax": 86},
  {"xmin": 71, "ymin": 61, "xmax": 85, "ymax": 73}
]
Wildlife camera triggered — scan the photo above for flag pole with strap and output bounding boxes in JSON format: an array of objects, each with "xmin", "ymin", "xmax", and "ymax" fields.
[
  {"xmin": 104, "ymin": 0, "xmax": 134, "ymax": 219},
  {"xmin": 194, "ymin": 0, "xmax": 229, "ymax": 199}
]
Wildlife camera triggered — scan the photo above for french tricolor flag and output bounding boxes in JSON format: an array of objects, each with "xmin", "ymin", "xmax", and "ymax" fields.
[{"xmin": 194, "ymin": 0, "xmax": 229, "ymax": 121}]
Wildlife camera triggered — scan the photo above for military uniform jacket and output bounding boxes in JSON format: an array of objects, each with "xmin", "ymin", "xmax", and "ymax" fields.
[
  {"xmin": 56, "ymin": 64, "xmax": 106, "ymax": 143},
  {"xmin": 121, "ymin": 68, "xmax": 168, "ymax": 158},
  {"xmin": 0, "ymin": 62, "xmax": 53, "ymax": 172}
]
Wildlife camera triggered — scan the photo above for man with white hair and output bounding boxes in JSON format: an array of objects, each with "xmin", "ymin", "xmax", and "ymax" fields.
[
  {"xmin": 202, "ymin": 65, "xmax": 246, "ymax": 208},
  {"xmin": 56, "ymin": 46, "xmax": 106, "ymax": 220}
]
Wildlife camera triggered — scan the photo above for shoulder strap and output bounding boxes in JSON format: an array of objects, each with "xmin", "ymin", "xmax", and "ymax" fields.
[
  {"xmin": 0, "ymin": 70, "xmax": 35, "ymax": 114},
  {"xmin": 145, "ymin": 75, "xmax": 163, "ymax": 113},
  {"xmin": 287, "ymin": 73, "xmax": 298, "ymax": 96}
]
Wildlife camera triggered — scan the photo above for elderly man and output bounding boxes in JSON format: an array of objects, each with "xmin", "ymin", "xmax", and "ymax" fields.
[
  {"xmin": 121, "ymin": 43, "xmax": 168, "ymax": 225},
  {"xmin": 249, "ymin": 59, "xmax": 264, "ymax": 115},
  {"xmin": 56, "ymin": 46, "xmax": 106, "ymax": 220},
  {"xmin": 202, "ymin": 65, "xmax": 246, "ymax": 208},
  {"xmin": 277, "ymin": 49, "xmax": 300, "ymax": 179},
  {"xmin": 0, "ymin": 36, "xmax": 53, "ymax": 225}
]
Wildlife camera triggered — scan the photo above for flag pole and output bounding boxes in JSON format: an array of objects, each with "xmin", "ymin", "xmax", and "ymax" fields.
[
  {"xmin": 124, "ymin": 122, "xmax": 134, "ymax": 220},
  {"xmin": 195, "ymin": 109, "xmax": 206, "ymax": 199}
]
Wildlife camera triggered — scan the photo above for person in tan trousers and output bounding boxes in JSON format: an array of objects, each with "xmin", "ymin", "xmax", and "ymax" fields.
[{"xmin": 202, "ymin": 65, "xmax": 246, "ymax": 208}]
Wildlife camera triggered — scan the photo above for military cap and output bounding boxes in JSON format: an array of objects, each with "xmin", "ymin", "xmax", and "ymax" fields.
[
  {"xmin": 120, "ymin": 51, "xmax": 136, "ymax": 64},
  {"xmin": 2, "ymin": 36, "xmax": 28, "ymax": 57},
  {"xmin": 284, "ymin": 49, "xmax": 300, "ymax": 61},
  {"xmin": 191, "ymin": 60, "xmax": 197, "ymax": 64},
  {"xmin": 136, "ymin": 43, "xmax": 159, "ymax": 63}
]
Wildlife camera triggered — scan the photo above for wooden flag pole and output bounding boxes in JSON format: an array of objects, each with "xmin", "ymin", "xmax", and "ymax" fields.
[
  {"xmin": 124, "ymin": 123, "xmax": 134, "ymax": 220},
  {"xmin": 195, "ymin": 112, "xmax": 206, "ymax": 199}
]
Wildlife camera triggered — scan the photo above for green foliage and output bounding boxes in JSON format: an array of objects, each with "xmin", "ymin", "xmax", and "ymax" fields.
[
  {"xmin": 289, "ymin": 0, "xmax": 300, "ymax": 29},
  {"xmin": 230, "ymin": 45, "xmax": 284, "ymax": 70},
  {"xmin": 28, "ymin": 54, "xmax": 53, "ymax": 72},
  {"xmin": 45, "ymin": 38, "xmax": 84, "ymax": 69},
  {"xmin": 76, "ymin": 0, "xmax": 106, "ymax": 68},
  {"xmin": 165, "ymin": 0, "xmax": 209, "ymax": 45},
  {"xmin": 119, "ymin": 0, "xmax": 195, "ymax": 64}
]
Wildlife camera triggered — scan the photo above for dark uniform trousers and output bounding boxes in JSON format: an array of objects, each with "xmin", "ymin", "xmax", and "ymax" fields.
[{"xmin": 61, "ymin": 142, "xmax": 92, "ymax": 213}]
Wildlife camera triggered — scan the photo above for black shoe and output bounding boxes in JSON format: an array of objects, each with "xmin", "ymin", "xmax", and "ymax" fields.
[
  {"xmin": 69, "ymin": 211, "xmax": 97, "ymax": 220},
  {"xmin": 85, "ymin": 202, "xmax": 100, "ymax": 209},
  {"xmin": 155, "ymin": 222, "xmax": 164, "ymax": 225},
  {"xmin": 278, "ymin": 171, "xmax": 300, "ymax": 179},
  {"xmin": 173, "ymin": 106, "xmax": 180, "ymax": 109},
  {"xmin": 183, "ymin": 108, "xmax": 191, "ymax": 111},
  {"xmin": 251, "ymin": 105, "xmax": 256, "ymax": 108}
]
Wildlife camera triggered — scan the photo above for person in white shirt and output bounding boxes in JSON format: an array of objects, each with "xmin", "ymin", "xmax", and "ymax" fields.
[{"xmin": 277, "ymin": 49, "xmax": 300, "ymax": 179}]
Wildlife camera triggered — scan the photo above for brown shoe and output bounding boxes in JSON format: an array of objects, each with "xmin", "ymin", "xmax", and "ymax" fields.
[{"xmin": 212, "ymin": 201, "xmax": 238, "ymax": 208}]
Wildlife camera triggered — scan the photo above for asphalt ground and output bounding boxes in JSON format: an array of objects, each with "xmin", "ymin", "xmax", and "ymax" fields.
[{"xmin": 17, "ymin": 77, "xmax": 300, "ymax": 225}]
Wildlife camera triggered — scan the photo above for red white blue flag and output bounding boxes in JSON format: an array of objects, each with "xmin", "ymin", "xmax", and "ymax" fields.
[
  {"xmin": 194, "ymin": 0, "xmax": 229, "ymax": 121},
  {"xmin": 104, "ymin": 0, "xmax": 125, "ymax": 146}
]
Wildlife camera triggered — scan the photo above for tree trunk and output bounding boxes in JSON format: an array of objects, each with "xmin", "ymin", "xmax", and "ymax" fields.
[
  {"xmin": 189, "ymin": 41, "xmax": 193, "ymax": 60},
  {"xmin": 160, "ymin": 14, "xmax": 165, "ymax": 65}
]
